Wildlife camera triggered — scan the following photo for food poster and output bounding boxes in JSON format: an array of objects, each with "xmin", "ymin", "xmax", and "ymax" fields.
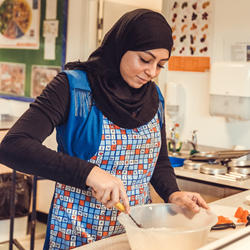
[
  {"xmin": 0, "ymin": 62, "xmax": 25, "ymax": 96},
  {"xmin": 0, "ymin": 0, "xmax": 40, "ymax": 49},
  {"xmin": 31, "ymin": 65, "xmax": 60, "ymax": 98},
  {"xmin": 168, "ymin": 0, "xmax": 214, "ymax": 72}
]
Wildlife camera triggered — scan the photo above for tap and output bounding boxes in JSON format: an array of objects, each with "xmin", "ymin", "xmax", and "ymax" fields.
[
  {"xmin": 185, "ymin": 140, "xmax": 197, "ymax": 151},
  {"xmin": 167, "ymin": 137, "xmax": 176, "ymax": 153},
  {"xmin": 185, "ymin": 130, "xmax": 198, "ymax": 151},
  {"xmin": 191, "ymin": 130, "xmax": 197, "ymax": 144}
]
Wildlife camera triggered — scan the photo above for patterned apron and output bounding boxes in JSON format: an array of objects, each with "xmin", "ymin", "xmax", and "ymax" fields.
[{"xmin": 48, "ymin": 114, "xmax": 161, "ymax": 249}]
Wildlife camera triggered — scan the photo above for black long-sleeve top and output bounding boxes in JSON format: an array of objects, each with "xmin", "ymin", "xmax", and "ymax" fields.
[{"xmin": 0, "ymin": 72, "xmax": 180, "ymax": 202}]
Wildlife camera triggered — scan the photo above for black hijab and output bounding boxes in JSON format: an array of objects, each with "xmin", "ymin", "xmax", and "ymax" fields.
[{"xmin": 64, "ymin": 9, "xmax": 173, "ymax": 129}]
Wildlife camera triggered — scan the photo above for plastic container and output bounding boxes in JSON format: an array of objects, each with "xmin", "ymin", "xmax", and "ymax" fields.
[
  {"xmin": 169, "ymin": 156, "xmax": 185, "ymax": 167},
  {"xmin": 118, "ymin": 203, "xmax": 217, "ymax": 250}
]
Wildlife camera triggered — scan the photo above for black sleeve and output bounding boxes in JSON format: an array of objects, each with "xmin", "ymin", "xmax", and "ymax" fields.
[
  {"xmin": 150, "ymin": 118, "xmax": 180, "ymax": 202},
  {"xmin": 0, "ymin": 72, "xmax": 95, "ymax": 190}
]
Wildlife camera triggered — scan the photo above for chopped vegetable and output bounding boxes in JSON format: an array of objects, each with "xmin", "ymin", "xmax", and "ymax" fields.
[
  {"xmin": 234, "ymin": 206, "xmax": 244, "ymax": 218},
  {"xmin": 237, "ymin": 210, "xmax": 250, "ymax": 223},
  {"xmin": 216, "ymin": 215, "xmax": 233, "ymax": 225}
]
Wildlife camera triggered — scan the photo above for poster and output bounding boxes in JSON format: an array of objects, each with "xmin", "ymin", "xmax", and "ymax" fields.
[
  {"xmin": 0, "ymin": 0, "xmax": 40, "ymax": 49},
  {"xmin": 0, "ymin": 62, "xmax": 25, "ymax": 96},
  {"xmin": 168, "ymin": 0, "xmax": 214, "ymax": 72},
  {"xmin": 31, "ymin": 65, "xmax": 61, "ymax": 97},
  {"xmin": 224, "ymin": 36, "xmax": 250, "ymax": 62}
]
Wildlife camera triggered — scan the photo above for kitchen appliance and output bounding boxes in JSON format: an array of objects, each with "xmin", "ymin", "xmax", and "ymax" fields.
[
  {"xmin": 228, "ymin": 166, "xmax": 250, "ymax": 175},
  {"xmin": 228, "ymin": 160, "xmax": 250, "ymax": 167},
  {"xmin": 200, "ymin": 164, "xmax": 227, "ymax": 175},
  {"xmin": 118, "ymin": 203, "xmax": 217, "ymax": 250},
  {"xmin": 183, "ymin": 160, "xmax": 206, "ymax": 170},
  {"xmin": 186, "ymin": 150, "xmax": 250, "ymax": 181},
  {"xmin": 210, "ymin": 62, "xmax": 250, "ymax": 121},
  {"xmin": 189, "ymin": 150, "xmax": 250, "ymax": 162}
]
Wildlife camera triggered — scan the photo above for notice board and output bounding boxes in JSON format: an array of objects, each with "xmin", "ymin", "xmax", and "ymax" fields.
[{"xmin": 0, "ymin": 0, "xmax": 68, "ymax": 101}]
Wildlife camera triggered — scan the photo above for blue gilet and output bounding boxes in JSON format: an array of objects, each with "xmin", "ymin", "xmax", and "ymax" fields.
[{"xmin": 56, "ymin": 70, "xmax": 165, "ymax": 161}]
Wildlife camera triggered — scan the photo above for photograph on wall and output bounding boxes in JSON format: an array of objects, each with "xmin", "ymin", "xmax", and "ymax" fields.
[
  {"xmin": 30, "ymin": 65, "xmax": 61, "ymax": 98},
  {"xmin": 0, "ymin": 0, "xmax": 40, "ymax": 49},
  {"xmin": 0, "ymin": 62, "xmax": 25, "ymax": 96},
  {"xmin": 168, "ymin": 0, "xmax": 214, "ymax": 72}
]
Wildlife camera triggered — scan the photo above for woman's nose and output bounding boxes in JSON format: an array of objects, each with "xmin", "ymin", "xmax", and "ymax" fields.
[{"xmin": 145, "ymin": 65, "xmax": 157, "ymax": 78}]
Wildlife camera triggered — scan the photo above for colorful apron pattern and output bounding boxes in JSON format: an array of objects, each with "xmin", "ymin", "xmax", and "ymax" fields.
[{"xmin": 48, "ymin": 114, "xmax": 161, "ymax": 249}]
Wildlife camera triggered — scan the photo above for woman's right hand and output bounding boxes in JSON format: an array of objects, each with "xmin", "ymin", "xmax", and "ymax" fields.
[{"xmin": 86, "ymin": 166, "xmax": 130, "ymax": 214}]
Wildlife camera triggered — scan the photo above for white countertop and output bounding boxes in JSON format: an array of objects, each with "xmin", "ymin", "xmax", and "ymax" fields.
[
  {"xmin": 207, "ymin": 189, "xmax": 250, "ymax": 241},
  {"xmin": 209, "ymin": 189, "xmax": 250, "ymax": 208},
  {"xmin": 174, "ymin": 167, "xmax": 250, "ymax": 190}
]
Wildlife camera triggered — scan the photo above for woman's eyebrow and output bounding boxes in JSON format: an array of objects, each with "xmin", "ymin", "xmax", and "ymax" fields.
[{"xmin": 144, "ymin": 51, "xmax": 168, "ymax": 61}]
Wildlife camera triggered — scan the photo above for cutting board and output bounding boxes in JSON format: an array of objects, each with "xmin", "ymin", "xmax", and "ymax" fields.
[{"xmin": 209, "ymin": 205, "xmax": 249, "ymax": 239}]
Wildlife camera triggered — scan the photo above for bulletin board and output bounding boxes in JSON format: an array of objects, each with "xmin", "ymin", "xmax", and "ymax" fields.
[
  {"xmin": 0, "ymin": 0, "xmax": 68, "ymax": 101},
  {"xmin": 168, "ymin": 0, "xmax": 214, "ymax": 72}
]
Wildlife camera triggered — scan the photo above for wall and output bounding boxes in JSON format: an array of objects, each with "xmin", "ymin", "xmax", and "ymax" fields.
[
  {"xmin": 162, "ymin": 0, "xmax": 250, "ymax": 150},
  {"xmin": 2, "ymin": 0, "xmax": 250, "ymax": 151},
  {"xmin": 105, "ymin": 0, "xmax": 162, "ymax": 10}
]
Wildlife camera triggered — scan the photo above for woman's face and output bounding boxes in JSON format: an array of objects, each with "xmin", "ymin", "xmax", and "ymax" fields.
[{"xmin": 120, "ymin": 48, "xmax": 169, "ymax": 89}]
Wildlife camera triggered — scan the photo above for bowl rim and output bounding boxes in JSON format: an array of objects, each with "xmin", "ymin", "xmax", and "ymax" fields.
[{"xmin": 119, "ymin": 203, "xmax": 218, "ymax": 234}]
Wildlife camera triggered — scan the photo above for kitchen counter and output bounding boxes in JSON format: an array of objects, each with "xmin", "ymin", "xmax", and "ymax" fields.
[
  {"xmin": 209, "ymin": 189, "xmax": 250, "ymax": 208},
  {"xmin": 74, "ymin": 190, "xmax": 250, "ymax": 249},
  {"xmin": 207, "ymin": 189, "xmax": 250, "ymax": 241}
]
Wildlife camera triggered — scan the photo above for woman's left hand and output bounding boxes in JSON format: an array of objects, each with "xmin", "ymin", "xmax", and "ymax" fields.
[{"xmin": 168, "ymin": 191, "xmax": 210, "ymax": 213}]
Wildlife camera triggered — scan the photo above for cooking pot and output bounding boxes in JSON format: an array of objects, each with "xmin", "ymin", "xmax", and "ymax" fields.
[{"xmin": 118, "ymin": 203, "xmax": 217, "ymax": 250}]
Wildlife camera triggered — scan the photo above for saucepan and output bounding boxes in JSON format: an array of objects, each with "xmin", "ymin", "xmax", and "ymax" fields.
[{"xmin": 118, "ymin": 203, "xmax": 217, "ymax": 250}]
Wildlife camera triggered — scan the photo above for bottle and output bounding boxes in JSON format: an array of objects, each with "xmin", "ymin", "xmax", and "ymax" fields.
[
  {"xmin": 168, "ymin": 124, "xmax": 182, "ymax": 152},
  {"xmin": 174, "ymin": 124, "xmax": 180, "ymax": 144},
  {"xmin": 174, "ymin": 123, "xmax": 182, "ymax": 152}
]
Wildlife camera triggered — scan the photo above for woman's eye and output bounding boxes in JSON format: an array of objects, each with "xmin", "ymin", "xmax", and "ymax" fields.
[
  {"xmin": 157, "ymin": 64, "xmax": 165, "ymax": 69},
  {"xmin": 140, "ymin": 57, "xmax": 149, "ymax": 63}
]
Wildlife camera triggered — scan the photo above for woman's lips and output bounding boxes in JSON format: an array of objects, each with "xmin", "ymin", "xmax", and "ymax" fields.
[{"xmin": 137, "ymin": 76, "xmax": 149, "ymax": 84}]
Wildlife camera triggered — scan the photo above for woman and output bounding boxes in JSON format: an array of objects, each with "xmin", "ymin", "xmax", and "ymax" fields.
[{"xmin": 0, "ymin": 8, "xmax": 209, "ymax": 249}]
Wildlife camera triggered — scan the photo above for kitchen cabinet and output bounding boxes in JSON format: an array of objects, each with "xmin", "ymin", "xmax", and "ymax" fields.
[
  {"xmin": 176, "ymin": 177, "xmax": 243, "ymax": 203},
  {"xmin": 174, "ymin": 166, "xmax": 250, "ymax": 203}
]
